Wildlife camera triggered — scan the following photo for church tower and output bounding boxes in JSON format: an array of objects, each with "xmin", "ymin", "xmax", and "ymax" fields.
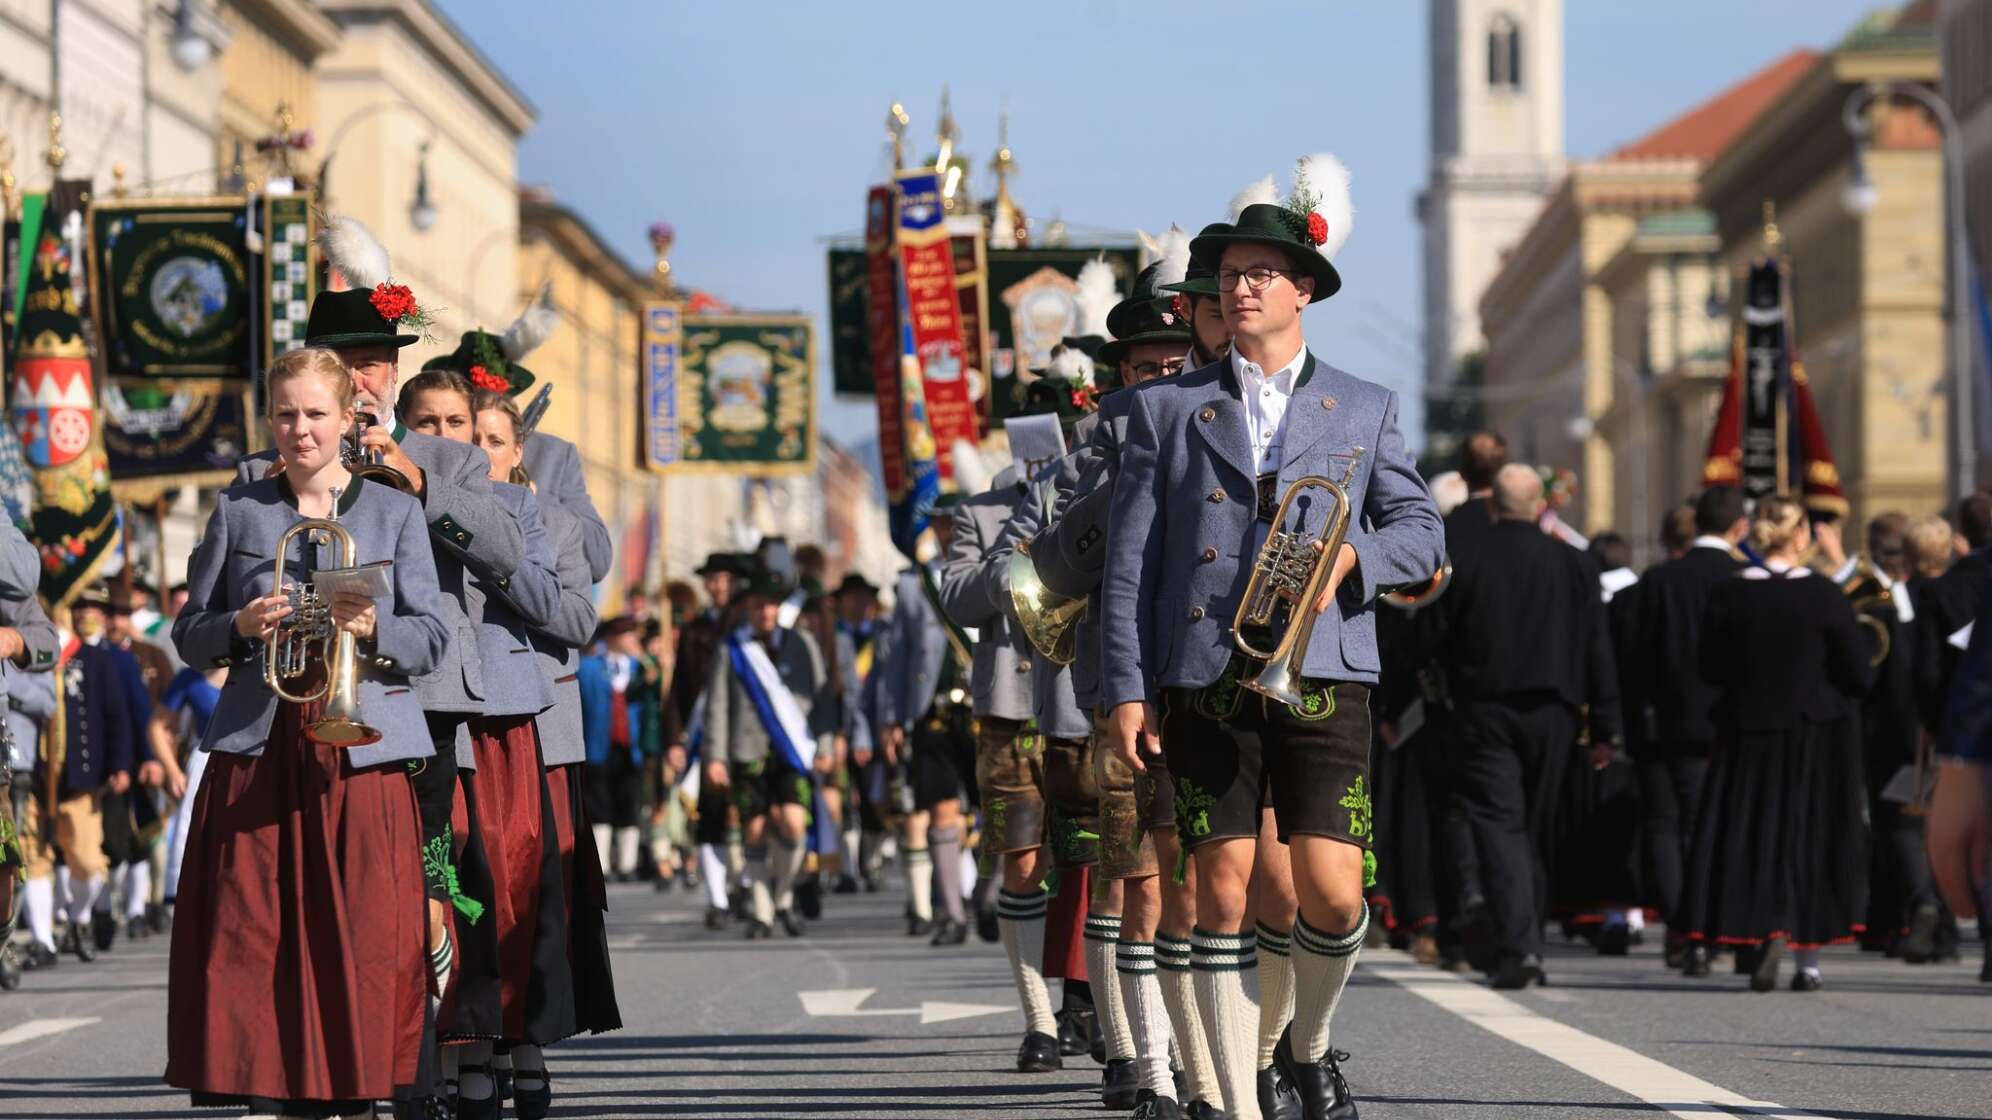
[{"xmin": 1420, "ymin": 0, "xmax": 1565, "ymax": 421}]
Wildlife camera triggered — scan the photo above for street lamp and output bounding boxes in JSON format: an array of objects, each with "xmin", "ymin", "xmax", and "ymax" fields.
[
  {"xmin": 1842, "ymin": 81, "xmax": 1974, "ymax": 503},
  {"xmin": 169, "ymin": 0, "xmax": 213, "ymax": 72},
  {"xmin": 409, "ymin": 143, "xmax": 437, "ymax": 233}
]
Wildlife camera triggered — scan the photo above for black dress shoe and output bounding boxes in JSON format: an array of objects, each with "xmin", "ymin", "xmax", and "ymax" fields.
[
  {"xmin": 1292, "ymin": 1048, "xmax": 1357, "ymax": 1120},
  {"xmin": 149, "ymin": 901, "xmax": 171, "ymax": 934},
  {"xmin": 832, "ymin": 874, "xmax": 860, "ymax": 895},
  {"xmin": 796, "ymin": 879, "xmax": 823, "ymax": 920},
  {"xmin": 125, "ymin": 916, "xmax": 149, "ymax": 942},
  {"xmin": 1489, "ymin": 954, "xmax": 1541, "ymax": 990},
  {"xmin": 1789, "ymin": 971, "xmax": 1823, "ymax": 993},
  {"xmin": 1101, "ymin": 1057, "xmax": 1139, "ymax": 1110},
  {"xmin": 1682, "ymin": 943, "xmax": 1711, "ymax": 977},
  {"xmin": 1184, "ymin": 1101, "xmax": 1225, "ymax": 1120},
  {"xmin": 22, "ymin": 941, "xmax": 56, "ymax": 970},
  {"xmin": 976, "ymin": 903, "xmax": 1000, "ymax": 943},
  {"xmin": 929, "ymin": 918, "xmax": 967, "ymax": 946},
  {"xmin": 1259, "ymin": 1063, "xmax": 1304, "ymax": 1120},
  {"xmin": 704, "ymin": 906, "xmax": 730, "ymax": 930},
  {"xmin": 1016, "ymin": 1030, "xmax": 1062, "ymax": 1072},
  {"xmin": 91, "ymin": 910, "xmax": 116, "ymax": 952},
  {"xmin": 494, "ymin": 1060, "xmax": 513, "ymax": 1099},
  {"xmin": 907, "ymin": 916, "xmax": 933, "ymax": 937},
  {"xmin": 744, "ymin": 919, "xmax": 773, "ymax": 940},
  {"xmin": 456, "ymin": 1067, "xmax": 502, "ymax": 1120},
  {"xmin": 513, "ymin": 1066, "xmax": 552, "ymax": 1120},
  {"xmin": 1056, "ymin": 1008, "xmax": 1091, "ymax": 1057},
  {"xmin": 777, "ymin": 909, "xmax": 806, "ymax": 937},
  {"xmin": 1902, "ymin": 902, "xmax": 1940, "ymax": 963},
  {"xmin": 64, "ymin": 925, "xmax": 95, "ymax": 963},
  {"xmin": 1748, "ymin": 936, "xmax": 1784, "ymax": 993},
  {"xmin": 1980, "ymin": 951, "xmax": 1992, "ymax": 983},
  {"xmin": 1593, "ymin": 924, "xmax": 1631, "ymax": 956},
  {"xmin": 1131, "ymin": 1090, "xmax": 1184, "ymax": 1119},
  {"xmin": 1663, "ymin": 933, "xmax": 1688, "ymax": 970}
]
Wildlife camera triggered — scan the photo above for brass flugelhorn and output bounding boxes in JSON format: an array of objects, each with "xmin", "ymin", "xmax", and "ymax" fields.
[
  {"xmin": 1841, "ymin": 554, "xmax": 1894, "ymax": 668},
  {"xmin": 1233, "ymin": 451, "xmax": 1363, "ymax": 708},
  {"xmin": 1382, "ymin": 559, "xmax": 1452, "ymax": 612},
  {"xmin": 1009, "ymin": 535, "xmax": 1085, "ymax": 665},
  {"xmin": 343, "ymin": 411, "xmax": 415, "ymax": 493},
  {"xmin": 265, "ymin": 490, "xmax": 381, "ymax": 747}
]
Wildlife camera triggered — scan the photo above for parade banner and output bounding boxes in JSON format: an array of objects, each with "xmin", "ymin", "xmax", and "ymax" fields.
[
  {"xmin": 949, "ymin": 219, "xmax": 991, "ymax": 422},
  {"xmin": 0, "ymin": 195, "xmax": 45, "ymax": 526},
  {"xmin": 641, "ymin": 301, "xmax": 684, "ymax": 472},
  {"xmin": 864, "ymin": 186, "xmax": 906, "ymax": 496},
  {"xmin": 987, "ymin": 247, "xmax": 1138, "ymax": 418},
  {"xmin": 827, "ymin": 247, "xmax": 871, "ymax": 396},
  {"xmin": 263, "ymin": 194, "xmax": 315, "ymax": 366},
  {"xmin": 895, "ymin": 169, "xmax": 977, "ymax": 481},
  {"xmin": 86, "ymin": 197, "xmax": 252, "ymax": 378},
  {"xmin": 101, "ymin": 381, "xmax": 252, "ymax": 493},
  {"xmin": 669, "ymin": 314, "xmax": 814, "ymax": 475}
]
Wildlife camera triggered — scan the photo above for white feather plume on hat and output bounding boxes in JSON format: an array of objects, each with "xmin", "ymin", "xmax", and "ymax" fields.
[
  {"xmin": 951, "ymin": 438, "xmax": 994, "ymax": 495},
  {"xmin": 1072, "ymin": 257, "xmax": 1117, "ymax": 341},
  {"xmin": 501, "ymin": 281, "xmax": 559, "ymax": 362},
  {"xmin": 1288, "ymin": 153, "xmax": 1355, "ymax": 261},
  {"xmin": 319, "ymin": 214, "xmax": 392, "ymax": 291},
  {"xmin": 1045, "ymin": 345, "xmax": 1094, "ymax": 388},
  {"xmin": 1151, "ymin": 224, "xmax": 1191, "ymax": 291},
  {"xmin": 1227, "ymin": 175, "xmax": 1278, "ymax": 223}
]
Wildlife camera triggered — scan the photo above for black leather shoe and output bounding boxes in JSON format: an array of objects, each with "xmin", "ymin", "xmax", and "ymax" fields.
[
  {"xmin": 1789, "ymin": 971, "xmax": 1822, "ymax": 993},
  {"xmin": 91, "ymin": 910, "xmax": 116, "ymax": 952},
  {"xmin": 148, "ymin": 901, "xmax": 171, "ymax": 934},
  {"xmin": 1489, "ymin": 954, "xmax": 1541, "ymax": 990},
  {"xmin": 1056, "ymin": 1008, "xmax": 1091, "ymax": 1057},
  {"xmin": 1016, "ymin": 1030, "xmax": 1062, "ymax": 1073},
  {"xmin": 704, "ymin": 906, "xmax": 729, "ymax": 930},
  {"xmin": 1749, "ymin": 936, "xmax": 1784, "ymax": 993},
  {"xmin": 1184, "ymin": 1101, "xmax": 1224, "ymax": 1120},
  {"xmin": 1682, "ymin": 943, "xmax": 1711, "ymax": 977},
  {"xmin": 22, "ymin": 941, "xmax": 55, "ymax": 970},
  {"xmin": 929, "ymin": 918, "xmax": 967, "ymax": 946},
  {"xmin": 456, "ymin": 1067, "xmax": 502, "ymax": 1120},
  {"xmin": 1131, "ymin": 1090, "xmax": 1184, "ymax": 1119},
  {"xmin": 125, "ymin": 916, "xmax": 149, "ymax": 942},
  {"xmin": 494, "ymin": 1060, "xmax": 513, "ymax": 1100},
  {"xmin": 1292, "ymin": 1048, "xmax": 1358, "ymax": 1120},
  {"xmin": 1101, "ymin": 1057, "xmax": 1139, "ymax": 1110},
  {"xmin": 777, "ymin": 909, "xmax": 806, "ymax": 937},
  {"xmin": 832, "ymin": 874, "xmax": 860, "ymax": 894},
  {"xmin": 1902, "ymin": 902, "xmax": 1940, "ymax": 963},
  {"xmin": 796, "ymin": 879, "xmax": 823, "ymax": 920},
  {"xmin": 64, "ymin": 925, "xmax": 95, "ymax": 963},
  {"xmin": 907, "ymin": 916, "xmax": 933, "ymax": 937},
  {"xmin": 1260, "ymin": 1063, "xmax": 1304, "ymax": 1120},
  {"xmin": 513, "ymin": 1065, "xmax": 552, "ymax": 1120},
  {"xmin": 744, "ymin": 919, "xmax": 773, "ymax": 940},
  {"xmin": 976, "ymin": 903, "xmax": 1000, "ymax": 943}
]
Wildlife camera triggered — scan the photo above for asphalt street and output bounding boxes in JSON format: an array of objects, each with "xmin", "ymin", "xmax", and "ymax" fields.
[{"xmin": 0, "ymin": 877, "xmax": 1987, "ymax": 1119}]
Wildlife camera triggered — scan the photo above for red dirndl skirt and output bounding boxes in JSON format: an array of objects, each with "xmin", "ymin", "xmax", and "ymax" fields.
[{"xmin": 164, "ymin": 701, "xmax": 427, "ymax": 1105}]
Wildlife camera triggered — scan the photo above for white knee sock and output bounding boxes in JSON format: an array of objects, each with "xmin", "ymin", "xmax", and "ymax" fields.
[
  {"xmin": 1255, "ymin": 921, "xmax": 1296, "ymax": 1069},
  {"xmin": 511, "ymin": 1042, "xmax": 546, "ymax": 1091},
  {"xmin": 770, "ymin": 834, "xmax": 807, "ymax": 912},
  {"xmin": 1192, "ymin": 927, "xmax": 1261, "ymax": 1120},
  {"xmin": 124, "ymin": 862, "xmax": 151, "ymax": 920},
  {"xmin": 699, "ymin": 844, "xmax": 729, "ymax": 910},
  {"xmin": 1086, "ymin": 913, "xmax": 1135, "ymax": 1061},
  {"xmin": 67, "ymin": 874, "xmax": 102, "ymax": 924},
  {"xmin": 745, "ymin": 847, "xmax": 774, "ymax": 924},
  {"xmin": 591, "ymin": 824, "xmax": 612, "ymax": 874},
  {"xmin": 960, "ymin": 848, "xmax": 978, "ymax": 899},
  {"xmin": 1117, "ymin": 940, "xmax": 1175, "ymax": 1100},
  {"xmin": 614, "ymin": 826, "xmax": 640, "ymax": 875},
  {"xmin": 1292, "ymin": 907, "xmax": 1367, "ymax": 1064},
  {"xmin": 24, "ymin": 877, "xmax": 54, "ymax": 950},
  {"xmin": 997, "ymin": 888, "xmax": 1057, "ymax": 1036},
  {"xmin": 906, "ymin": 847, "xmax": 933, "ymax": 922},
  {"xmin": 55, "ymin": 866, "xmax": 71, "ymax": 915},
  {"xmin": 1157, "ymin": 935, "xmax": 1222, "ymax": 1110}
]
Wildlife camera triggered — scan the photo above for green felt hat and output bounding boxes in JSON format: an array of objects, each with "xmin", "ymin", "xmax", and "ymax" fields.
[
  {"xmin": 1097, "ymin": 257, "xmax": 1194, "ymax": 365},
  {"xmin": 1161, "ymin": 225, "xmax": 1226, "ymax": 297},
  {"xmin": 303, "ymin": 288, "xmax": 420, "ymax": 350},
  {"xmin": 423, "ymin": 330, "xmax": 536, "ymax": 395},
  {"xmin": 1189, "ymin": 155, "xmax": 1353, "ymax": 304}
]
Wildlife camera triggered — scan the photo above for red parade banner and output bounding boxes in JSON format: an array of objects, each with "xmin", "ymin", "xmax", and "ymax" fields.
[
  {"xmin": 864, "ymin": 185, "xmax": 906, "ymax": 496},
  {"xmin": 895, "ymin": 169, "xmax": 977, "ymax": 481}
]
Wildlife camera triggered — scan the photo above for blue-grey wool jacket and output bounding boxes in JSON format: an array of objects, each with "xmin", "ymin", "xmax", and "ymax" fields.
[
  {"xmin": 937, "ymin": 467, "xmax": 1037, "ymax": 723},
  {"xmin": 523, "ymin": 431, "xmax": 613, "ymax": 585},
  {"xmin": 993, "ymin": 454, "xmax": 1095, "ymax": 738},
  {"xmin": 174, "ymin": 476, "xmax": 449, "ymax": 767},
  {"xmin": 1100, "ymin": 352, "xmax": 1443, "ymax": 708},
  {"xmin": 529, "ymin": 500, "xmax": 599, "ymax": 768},
  {"xmin": 462, "ymin": 482, "xmax": 562, "ymax": 742}
]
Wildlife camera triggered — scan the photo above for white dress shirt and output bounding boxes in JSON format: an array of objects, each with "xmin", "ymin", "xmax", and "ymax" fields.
[{"xmin": 1232, "ymin": 343, "xmax": 1308, "ymax": 475}]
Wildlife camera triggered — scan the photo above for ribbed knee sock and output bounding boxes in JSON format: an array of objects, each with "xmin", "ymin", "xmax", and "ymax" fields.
[
  {"xmin": 699, "ymin": 844, "xmax": 729, "ymax": 909},
  {"xmin": 1157, "ymin": 934, "xmax": 1222, "ymax": 1110},
  {"xmin": 1291, "ymin": 906, "xmax": 1367, "ymax": 1064},
  {"xmin": 745, "ymin": 847, "xmax": 774, "ymax": 924},
  {"xmin": 930, "ymin": 827, "xmax": 966, "ymax": 923},
  {"xmin": 997, "ymin": 888, "xmax": 1057, "ymax": 1036},
  {"xmin": 1117, "ymin": 940, "xmax": 1175, "ymax": 1100},
  {"xmin": 1255, "ymin": 921, "xmax": 1296, "ymax": 1069},
  {"xmin": 1085, "ymin": 913, "xmax": 1134, "ymax": 1061},
  {"xmin": 770, "ymin": 834, "xmax": 806, "ymax": 912},
  {"xmin": 906, "ymin": 846, "xmax": 933, "ymax": 922},
  {"xmin": 1192, "ymin": 927, "xmax": 1260, "ymax": 1120}
]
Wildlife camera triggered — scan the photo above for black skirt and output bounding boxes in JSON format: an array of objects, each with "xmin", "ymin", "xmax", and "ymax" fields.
[{"xmin": 1681, "ymin": 716, "xmax": 1868, "ymax": 948}]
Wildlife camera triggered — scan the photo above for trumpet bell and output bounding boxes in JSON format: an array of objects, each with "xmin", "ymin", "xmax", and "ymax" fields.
[
  {"xmin": 350, "ymin": 461, "xmax": 415, "ymax": 494},
  {"xmin": 307, "ymin": 716, "xmax": 382, "ymax": 747},
  {"xmin": 1382, "ymin": 561, "xmax": 1452, "ymax": 611},
  {"xmin": 1008, "ymin": 540, "xmax": 1084, "ymax": 666},
  {"xmin": 1240, "ymin": 654, "xmax": 1306, "ymax": 710}
]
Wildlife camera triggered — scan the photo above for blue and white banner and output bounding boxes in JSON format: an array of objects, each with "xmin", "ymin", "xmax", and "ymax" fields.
[{"xmin": 726, "ymin": 627, "xmax": 817, "ymax": 774}]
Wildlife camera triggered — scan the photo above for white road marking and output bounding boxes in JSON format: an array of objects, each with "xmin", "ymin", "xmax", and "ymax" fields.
[
  {"xmin": 1368, "ymin": 965, "xmax": 1826, "ymax": 1119},
  {"xmin": 1533, "ymin": 989, "xmax": 1580, "ymax": 1003},
  {"xmin": 0, "ymin": 1018, "xmax": 99, "ymax": 1047},
  {"xmin": 799, "ymin": 987, "xmax": 1010, "ymax": 1025}
]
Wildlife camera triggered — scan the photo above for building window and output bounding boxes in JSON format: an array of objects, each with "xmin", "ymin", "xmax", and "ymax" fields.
[{"xmin": 1488, "ymin": 13, "xmax": 1522, "ymax": 90}]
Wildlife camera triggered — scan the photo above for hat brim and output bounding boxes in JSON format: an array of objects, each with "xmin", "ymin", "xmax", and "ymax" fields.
[
  {"xmin": 1097, "ymin": 329, "xmax": 1193, "ymax": 366},
  {"xmin": 1160, "ymin": 276, "xmax": 1221, "ymax": 296},
  {"xmin": 1188, "ymin": 229, "xmax": 1342, "ymax": 303},
  {"xmin": 309, "ymin": 330, "xmax": 421, "ymax": 350}
]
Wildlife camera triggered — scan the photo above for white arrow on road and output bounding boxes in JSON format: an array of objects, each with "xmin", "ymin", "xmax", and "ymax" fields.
[
  {"xmin": 799, "ymin": 987, "xmax": 1009, "ymax": 1025},
  {"xmin": 0, "ymin": 1018, "xmax": 99, "ymax": 1047}
]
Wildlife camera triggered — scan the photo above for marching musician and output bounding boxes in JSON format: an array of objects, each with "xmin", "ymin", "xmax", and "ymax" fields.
[
  {"xmin": 0, "ymin": 518, "xmax": 59, "ymax": 981},
  {"xmin": 680, "ymin": 552, "xmax": 746, "ymax": 928},
  {"xmin": 1103, "ymin": 156, "xmax": 1443, "ymax": 1120},
  {"xmin": 166, "ymin": 346, "xmax": 448, "ymax": 1114}
]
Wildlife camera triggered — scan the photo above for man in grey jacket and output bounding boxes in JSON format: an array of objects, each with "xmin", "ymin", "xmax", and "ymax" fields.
[{"xmin": 1104, "ymin": 176, "xmax": 1444, "ymax": 1120}]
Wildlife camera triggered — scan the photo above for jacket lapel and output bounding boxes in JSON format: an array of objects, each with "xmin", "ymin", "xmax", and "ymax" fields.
[
  {"xmin": 1189, "ymin": 366, "xmax": 1256, "ymax": 484},
  {"xmin": 1279, "ymin": 353, "xmax": 1359, "ymax": 482}
]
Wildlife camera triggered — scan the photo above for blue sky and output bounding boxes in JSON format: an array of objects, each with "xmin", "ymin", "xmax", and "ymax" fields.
[{"xmin": 437, "ymin": 0, "xmax": 1888, "ymax": 454}]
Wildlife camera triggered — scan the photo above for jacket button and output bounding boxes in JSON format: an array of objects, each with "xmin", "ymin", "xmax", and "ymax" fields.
[
  {"xmin": 1016, "ymin": 663, "xmax": 1030, "ymax": 672},
  {"xmin": 1200, "ymin": 407, "xmax": 1216, "ymax": 422},
  {"xmin": 1201, "ymin": 548, "xmax": 1217, "ymax": 561},
  {"xmin": 1187, "ymin": 607, "xmax": 1204, "ymax": 621},
  {"xmin": 1209, "ymin": 489, "xmax": 1225, "ymax": 503}
]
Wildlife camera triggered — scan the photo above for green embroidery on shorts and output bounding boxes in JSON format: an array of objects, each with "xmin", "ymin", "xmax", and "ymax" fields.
[
  {"xmin": 1362, "ymin": 848, "xmax": 1378, "ymax": 890},
  {"xmin": 1016, "ymin": 729, "xmax": 1043, "ymax": 757},
  {"xmin": 1175, "ymin": 778, "xmax": 1217, "ymax": 841},
  {"xmin": 1048, "ymin": 806, "xmax": 1099, "ymax": 865},
  {"xmin": 0, "ymin": 811, "xmax": 22, "ymax": 882},
  {"xmin": 1293, "ymin": 682, "xmax": 1337, "ymax": 722},
  {"xmin": 793, "ymin": 775, "xmax": 813, "ymax": 807},
  {"xmin": 1197, "ymin": 658, "xmax": 1245, "ymax": 721},
  {"xmin": 1339, "ymin": 775, "xmax": 1373, "ymax": 841},
  {"xmin": 421, "ymin": 834, "xmax": 485, "ymax": 925},
  {"xmin": 986, "ymin": 797, "xmax": 1009, "ymax": 845}
]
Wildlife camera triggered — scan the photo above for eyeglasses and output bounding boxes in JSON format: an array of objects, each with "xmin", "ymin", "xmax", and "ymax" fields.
[
  {"xmin": 1218, "ymin": 266, "xmax": 1296, "ymax": 293},
  {"xmin": 1130, "ymin": 358, "xmax": 1185, "ymax": 378}
]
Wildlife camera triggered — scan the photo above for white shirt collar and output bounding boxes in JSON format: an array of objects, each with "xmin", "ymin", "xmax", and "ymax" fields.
[
  {"xmin": 1599, "ymin": 567, "xmax": 1638, "ymax": 601},
  {"xmin": 1691, "ymin": 535, "xmax": 1733, "ymax": 553},
  {"xmin": 1230, "ymin": 343, "xmax": 1306, "ymax": 391}
]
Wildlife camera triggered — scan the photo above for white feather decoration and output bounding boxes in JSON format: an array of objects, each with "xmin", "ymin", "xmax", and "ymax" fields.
[
  {"xmin": 1072, "ymin": 257, "xmax": 1117, "ymax": 340},
  {"xmin": 1046, "ymin": 345, "xmax": 1094, "ymax": 388},
  {"xmin": 1152, "ymin": 224, "xmax": 1191, "ymax": 290},
  {"xmin": 1227, "ymin": 175, "xmax": 1278, "ymax": 223},
  {"xmin": 1290, "ymin": 152, "xmax": 1355, "ymax": 261},
  {"xmin": 501, "ymin": 282, "xmax": 559, "ymax": 362},
  {"xmin": 951, "ymin": 438, "xmax": 993, "ymax": 496},
  {"xmin": 319, "ymin": 214, "xmax": 392, "ymax": 291}
]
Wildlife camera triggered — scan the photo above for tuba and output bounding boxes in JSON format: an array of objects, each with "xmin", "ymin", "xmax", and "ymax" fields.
[
  {"xmin": 1841, "ymin": 554, "xmax": 1894, "ymax": 668},
  {"xmin": 343, "ymin": 412, "xmax": 415, "ymax": 493},
  {"xmin": 265, "ymin": 491, "xmax": 382, "ymax": 748},
  {"xmin": 1382, "ymin": 559, "xmax": 1453, "ymax": 612},
  {"xmin": 1008, "ymin": 536, "xmax": 1085, "ymax": 665},
  {"xmin": 1233, "ymin": 451, "xmax": 1364, "ymax": 708}
]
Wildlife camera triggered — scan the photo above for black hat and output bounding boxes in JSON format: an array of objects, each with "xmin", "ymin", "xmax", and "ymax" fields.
[
  {"xmin": 1189, "ymin": 155, "xmax": 1352, "ymax": 304},
  {"xmin": 594, "ymin": 615, "xmax": 639, "ymax": 644},
  {"xmin": 1017, "ymin": 375, "xmax": 1095, "ymax": 425},
  {"xmin": 738, "ymin": 566, "xmax": 791, "ymax": 602},
  {"xmin": 695, "ymin": 552, "xmax": 742, "ymax": 577},
  {"xmin": 423, "ymin": 330, "xmax": 535, "ymax": 395},
  {"xmin": 836, "ymin": 573, "xmax": 879, "ymax": 598},
  {"xmin": 1161, "ymin": 224, "xmax": 1225, "ymax": 297},
  {"xmin": 1098, "ymin": 258, "xmax": 1194, "ymax": 366},
  {"xmin": 73, "ymin": 581, "xmax": 113, "ymax": 610},
  {"xmin": 304, "ymin": 288, "xmax": 420, "ymax": 350}
]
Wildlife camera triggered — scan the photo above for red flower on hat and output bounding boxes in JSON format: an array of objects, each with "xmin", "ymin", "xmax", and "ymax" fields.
[
  {"xmin": 1171, "ymin": 294, "xmax": 1189, "ymax": 322},
  {"xmin": 369, "ymin": 283, "xmax": 417, "ymax": 323},
  {"xmin": 1305, "ymin": 212, "xmax": 1329, "ymax": 247},
  {"xmin": 1070, "ymin": 385, "xmax": 1096, "ymax": 411},
  {"xmin": 468, "ymin": 365, "xmax": 510, "ymax": 393}
]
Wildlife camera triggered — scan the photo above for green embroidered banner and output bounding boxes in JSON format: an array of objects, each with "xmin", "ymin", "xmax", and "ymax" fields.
[
  {"xmin": 670, "ymin": 315, "xmax": 815, "ymax": 475},
  {"xmin": 87, "ymin": 197, "xmax": 253, "ymax": 379}
]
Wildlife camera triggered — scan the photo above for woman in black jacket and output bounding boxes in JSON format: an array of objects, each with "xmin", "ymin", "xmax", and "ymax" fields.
[{"xmin": 1681, "ymin": 496, "xmax": 1876, "ymax": 991}]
